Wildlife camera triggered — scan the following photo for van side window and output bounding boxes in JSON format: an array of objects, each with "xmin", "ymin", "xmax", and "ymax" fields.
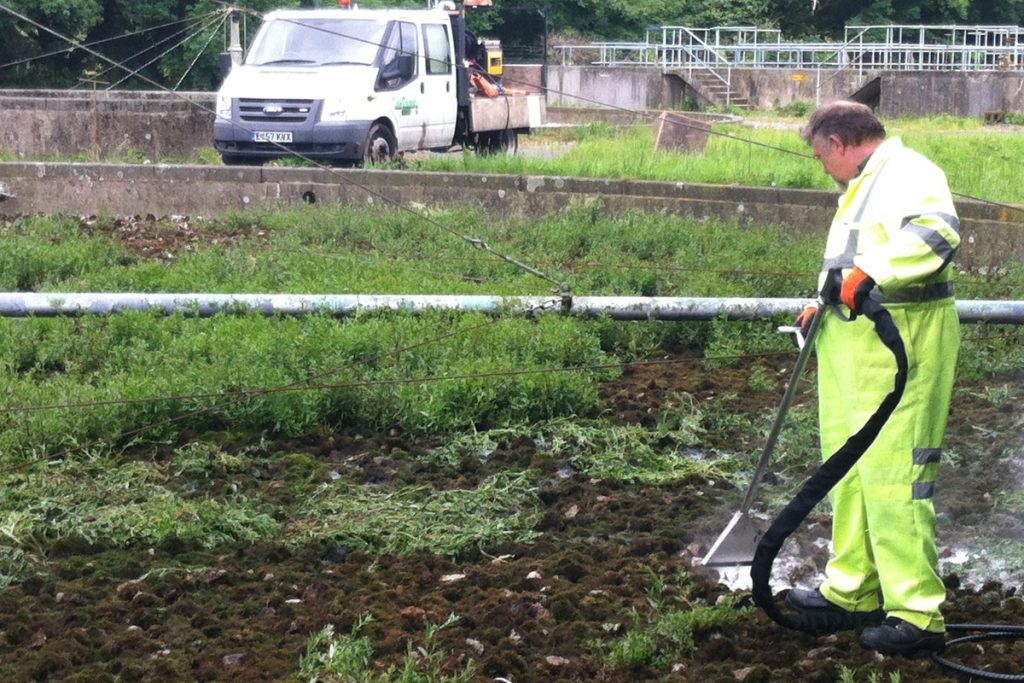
[
  {"xmin": 423, "ymin": 24, "xmax": 452, "ymax": 75},
  {"xmin": 377, "ymin": 21, "xmax": 418, "ymax": 90}
]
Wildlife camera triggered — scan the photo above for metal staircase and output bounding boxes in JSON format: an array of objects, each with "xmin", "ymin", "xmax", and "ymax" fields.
[{"xmin": 685, "ymin": 71, "xmax": 751, "ymax": 109}]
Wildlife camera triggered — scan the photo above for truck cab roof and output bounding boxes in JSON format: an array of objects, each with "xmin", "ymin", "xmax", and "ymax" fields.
[{"xmin": 262, "ymin": 8, "xmax": 454, "ymax": 23}]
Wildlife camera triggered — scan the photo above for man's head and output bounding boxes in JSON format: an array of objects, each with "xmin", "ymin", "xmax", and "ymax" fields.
[{"xmin": 801, "ymin": 101, "xmax": 886, "ymax": 186}]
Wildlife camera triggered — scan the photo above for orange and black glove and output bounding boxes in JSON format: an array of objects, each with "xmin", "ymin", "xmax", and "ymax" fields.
[
  {"xmin": 790, "ymin": 304, "xmax": 818, "ymax": 348},
  {"xmin": 841, "ymin": 267, "xmax": 875, "ymax": 316},
  {"xmin": 795, "ymin": 304, "xmax": 818, "ymax": 336}
]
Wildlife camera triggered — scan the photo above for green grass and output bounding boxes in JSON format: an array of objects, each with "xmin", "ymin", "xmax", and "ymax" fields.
[
  {"xmin": 2, "ymin": 204, "xmax": 1012, "ymax": 468},
  {"xmin": 0, "ymin": 447, "xmax": 281, "ymax": 585},
  {"xmin": 415, "ymin": 118, "xmax": 1024, "ymax": 203},
  {"xmin": 602, "ymin": 568, "xmax": 747, "ymax": 671},
  {"xmin": 425, "ymin": 415, "xmax": 737, "ymax": 485},
  {"xmin": 298, "ymin": 613, "xmax": 475, "ymax": 683},
  {"xmin": 288, "ymin": 470, "xmax": 542, "ymax": 557},
  {"xmin": 0, "ymin": 191, "xmax": 1021, "ymax": 599}
]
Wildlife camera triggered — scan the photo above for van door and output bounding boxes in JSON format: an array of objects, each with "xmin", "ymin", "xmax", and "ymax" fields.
[
  {"xmin": 421, "ymin": 22, "xmax": 457, "ymax": 148},
  {"xmin": 376, "ymin": 20, "xmax": 425, "ymax": 151}
]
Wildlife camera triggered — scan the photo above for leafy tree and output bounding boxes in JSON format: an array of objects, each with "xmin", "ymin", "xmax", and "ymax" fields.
[
  {"xmin": 4, "ymin": 0, "xmax": 1024, "ymax": 89},
  {"xmin": 0, "ymin": 0, "xmax": 105, "ymax": 87},
  {"xmin": 966, "ymin": 0, "xmax": 1024, "ymax": 23}
]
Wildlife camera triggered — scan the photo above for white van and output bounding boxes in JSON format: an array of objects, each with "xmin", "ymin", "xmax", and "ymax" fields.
[{"xmin": 213, "ymin": 7, "xmax": 543, "ymax": 166}]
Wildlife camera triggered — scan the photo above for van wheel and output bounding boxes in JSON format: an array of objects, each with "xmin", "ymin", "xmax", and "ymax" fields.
[
  {"xmin": 475, "ymin": 130, "xmax": 518, "ymax": 156},
  {"xmin": 364, "ymin": 123, "xmax": 397, "ymax": 165},
  {"xmin": 500, "ymin": 130, "xmax": 518, "ymax": 155}
]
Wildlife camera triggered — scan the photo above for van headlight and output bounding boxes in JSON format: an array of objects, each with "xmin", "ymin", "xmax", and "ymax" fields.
[
  {"xmin": 321, "ymin": 98, "xmax": 347, "ymax": 122},
  {"xmin": 216, "ymin": 93, "xmax": 232, "ymax": 120}
]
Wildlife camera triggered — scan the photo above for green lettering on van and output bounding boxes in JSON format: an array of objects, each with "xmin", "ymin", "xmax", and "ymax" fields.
[{"xmin": 394, "ymin": 98, "xmax": 418, "ymax": 116}]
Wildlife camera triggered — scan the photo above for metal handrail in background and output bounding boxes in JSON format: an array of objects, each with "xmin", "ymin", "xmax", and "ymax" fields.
[{"xmin": 553, "ymin": 23, "xmax": 1024, "ymax": 73}]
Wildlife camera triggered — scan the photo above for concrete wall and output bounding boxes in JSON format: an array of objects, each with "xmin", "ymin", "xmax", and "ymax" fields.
[
  {"xmin": 3, "ymin": 70, "xmax": 1024, "ymax": 162},
  {"xmin": 0, "ymin": 90, "xmax": 215, "ymax": 161},
  {"xmin": 726, "ymin": 69, "xmax": 875, "ymax": 109},
  {"xmin": 545, "ymin": 66, "xmax": 1024, "ymax": 115},
  {"xmin": 880, "ymin": 72, "xmax": 1024, "ymax": 118},
  {"xmin": 0, "ymin": 162, "xmax": 1019, "ymax": 271},
  {"xmin": 541, "ymin": 67, "xmax": 673, "ymax": 111}
]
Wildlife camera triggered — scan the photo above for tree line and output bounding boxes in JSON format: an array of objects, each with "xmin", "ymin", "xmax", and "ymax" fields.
[{"xmin": 1, "ymin": 0, "xmax": 1023, "ymax": 90}]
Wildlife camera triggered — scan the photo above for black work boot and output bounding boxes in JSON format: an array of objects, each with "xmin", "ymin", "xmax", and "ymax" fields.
[
  {"xmin": 860, "ymin": 617, "xmax": 946, "ymax": 656},
  {"xmin": 785, "ymin": 588, "xmax": 884, "ymax": 634}
]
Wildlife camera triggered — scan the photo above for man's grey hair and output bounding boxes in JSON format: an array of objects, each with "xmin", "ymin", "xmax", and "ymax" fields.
[{"xmin": 800, "ymin": 101, "xmax": 886, "ymax": 147}]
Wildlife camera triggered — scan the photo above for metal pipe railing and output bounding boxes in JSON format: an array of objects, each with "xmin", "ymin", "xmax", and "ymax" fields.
[{"xmin": 3, "ymin": 292, "xmax": 1023, "ymax": 324}]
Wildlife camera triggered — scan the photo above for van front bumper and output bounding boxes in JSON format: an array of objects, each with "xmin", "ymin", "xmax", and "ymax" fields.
[{"xmin": 213, "ymin": 120, "xmax": 374, "ymax": 162}]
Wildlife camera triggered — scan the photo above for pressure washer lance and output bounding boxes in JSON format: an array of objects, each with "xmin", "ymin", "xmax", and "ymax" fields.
[{"xmin": 700, "ymin": 301, "xmax": 825, "ymax": 568}]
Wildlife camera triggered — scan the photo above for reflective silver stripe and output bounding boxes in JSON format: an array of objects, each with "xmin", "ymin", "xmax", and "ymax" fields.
[
  {"xmin": 870, "ymin": 280, "xmax": 955, "ymax": 303},
  {"xmin": 822, "ymin": 254, "xmax": 856, "ymax": 271},
  {"xmin": 821, "ymin": 231, "xmax": 859, "ymax": 272},
  {"xmin": 903, "ymin": 221, "xmax": 958, "ymax": 264},
  {"xmin": 912, "ymin": 482, "xmax": 936, "ymax": 500},
  {"xmin": 934, "ymin": 212, "xmax": 962, "ymax": 235},
  {"xmin": 913, "ymin": 448, "xmax": 943, "ymax": 465},
  {"xmin": 852, "ymin": 168, "xmax": 887, "ymax": 221}
]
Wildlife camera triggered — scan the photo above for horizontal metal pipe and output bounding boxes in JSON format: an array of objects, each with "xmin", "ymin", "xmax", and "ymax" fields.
[{"xmin": 1, "ymin": 293, "xmax": 1022, "ymax": 324}]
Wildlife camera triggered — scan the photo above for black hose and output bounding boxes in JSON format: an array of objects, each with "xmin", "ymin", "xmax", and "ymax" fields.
[
  {"xmin": 750, "ymin": 296, "xmax": 908, "ymax": 634},
  {"xmin": 933, "ymin": 625, "xmax": 1024, "ymax": 681},
  {"xmin": 748, "ymin": 296, "xmax": 1024, "ymax": 680}
]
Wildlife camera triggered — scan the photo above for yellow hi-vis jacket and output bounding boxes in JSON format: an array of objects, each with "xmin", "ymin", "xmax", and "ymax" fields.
[
  {"xmin": 816, "ymin": 136, "xmax": 961, "ymax": 301},
  {"xmin": 814, "ymin": 136, "xmax": 961, "ymax": 634}
]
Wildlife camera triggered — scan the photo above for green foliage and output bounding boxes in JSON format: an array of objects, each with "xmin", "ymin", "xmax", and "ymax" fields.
[
  {"xmin": 957, "ymin": 324, "xmax": 1024, "ymax": 380},
  {"xmin": 0, "ymin": 450, "xmax": 280, "ymax": 554},
  {"xmin": 427, "ymin": 416, "xmax": 732, "ymax": 485},
  {"xmin": 604, "ymin": 568, "xmax": 746, "ymax": 671},
  {"xmin": 779, "ymin": 100, "xmax": 814, "ymax": 117},
  {"xmin": 0, "ymin": 215, "xmax": 129, "ymax": 290},
  {"xmin": 298, "ymin": 613, "xmax": 474, "ymax": 683},
  {"xmin": 289, "ymin": 471, "xmax": 541, "ymax": 558},
  {"xmin": 298, "ymin": 617, "xmax": 376, "ymax": 683},
  {"xmin": 0, "ymin": 311, "xmax": 610, "ymax": 457},
  {"xmin": 704, "ymin": 317, "xmax": 792, "ymax": 368},
  {"xmin": 746, "ymin": 364, "xmax": 774, "ymax": 392},
  {"xmin": 837, "ymin": 667, "xmax": 903, "ymax": 683}
]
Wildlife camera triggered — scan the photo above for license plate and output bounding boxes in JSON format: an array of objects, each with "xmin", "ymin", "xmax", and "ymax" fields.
[{"xmin": 252, "ymin": 131, "xmax": 292, "ymax": 143}]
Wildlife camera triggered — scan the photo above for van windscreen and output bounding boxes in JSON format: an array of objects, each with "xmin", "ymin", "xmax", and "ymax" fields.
[{"xmin": 246, "ymin": 18, "xmax": 388, "ymax": 66}]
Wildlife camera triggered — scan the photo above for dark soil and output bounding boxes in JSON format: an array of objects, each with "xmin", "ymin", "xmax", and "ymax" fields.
[
  {"xmin": 0, "ymin": 353, "xmax": 1021, "ymax": 683},
  {"xmin": 1, "ymin": 216, "xmax": 1022, "ymax": 681}
]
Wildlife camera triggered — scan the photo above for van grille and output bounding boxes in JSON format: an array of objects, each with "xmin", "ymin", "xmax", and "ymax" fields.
[{"xmin": 238, "ymin": 99, "xmax": 316, "ymax": 124}]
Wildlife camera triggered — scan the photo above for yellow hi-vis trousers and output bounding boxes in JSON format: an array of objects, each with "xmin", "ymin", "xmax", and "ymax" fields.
[{"xmin": 816, "ymin": 299, "xmax": 959, "ymax": 634}]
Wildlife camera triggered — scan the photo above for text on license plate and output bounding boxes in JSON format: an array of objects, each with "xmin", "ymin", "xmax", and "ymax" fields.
[{"xmin": 252, "ymin": 131, "xmax": 292, "ymax": 143}]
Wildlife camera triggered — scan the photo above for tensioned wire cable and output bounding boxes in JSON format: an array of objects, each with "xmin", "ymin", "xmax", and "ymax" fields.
[
  {"xmin": 221, "ymin": 5, "xmax": 1024, "ymax": 219},
  {"xmin": 103, "ymin": 12, "xmax": 229, "ymax": 91},
  {"xmin": 2, "ymin": 6, "xmax": 1022, "ymax": 451},
  {"xmin": 2, "ymin": 2, "xmax": 1021, "ymax": 220},
  {"xmin": 74, "ymin": 12, "xmax": 226, "ymax": 90},
  {"xmin": 0, "ymin": 1, "xmax": 569, "ymax": 295},
  {"xmin": 0, "ymin": 9, "xmax": 223, "ymax": 73},
  {"xmin": 173, "ymin": 12, "xmax": 233, "ymax": 90},
  {"xmin": 1, "ymin": 6, "xmax": 1023, "ymax": 678},
  {"xmin": 0, "ymin": 3, "xmax": 582, "ymax": 477},
  {"xmin": 2, "ymin": 328, "xmax": 1020, "ymax": 417}
]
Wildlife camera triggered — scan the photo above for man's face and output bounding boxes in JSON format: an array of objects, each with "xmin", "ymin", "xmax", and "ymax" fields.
[{"xmin": 811, "ymin": 135, "xmax": 861, "ymax": 187}]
